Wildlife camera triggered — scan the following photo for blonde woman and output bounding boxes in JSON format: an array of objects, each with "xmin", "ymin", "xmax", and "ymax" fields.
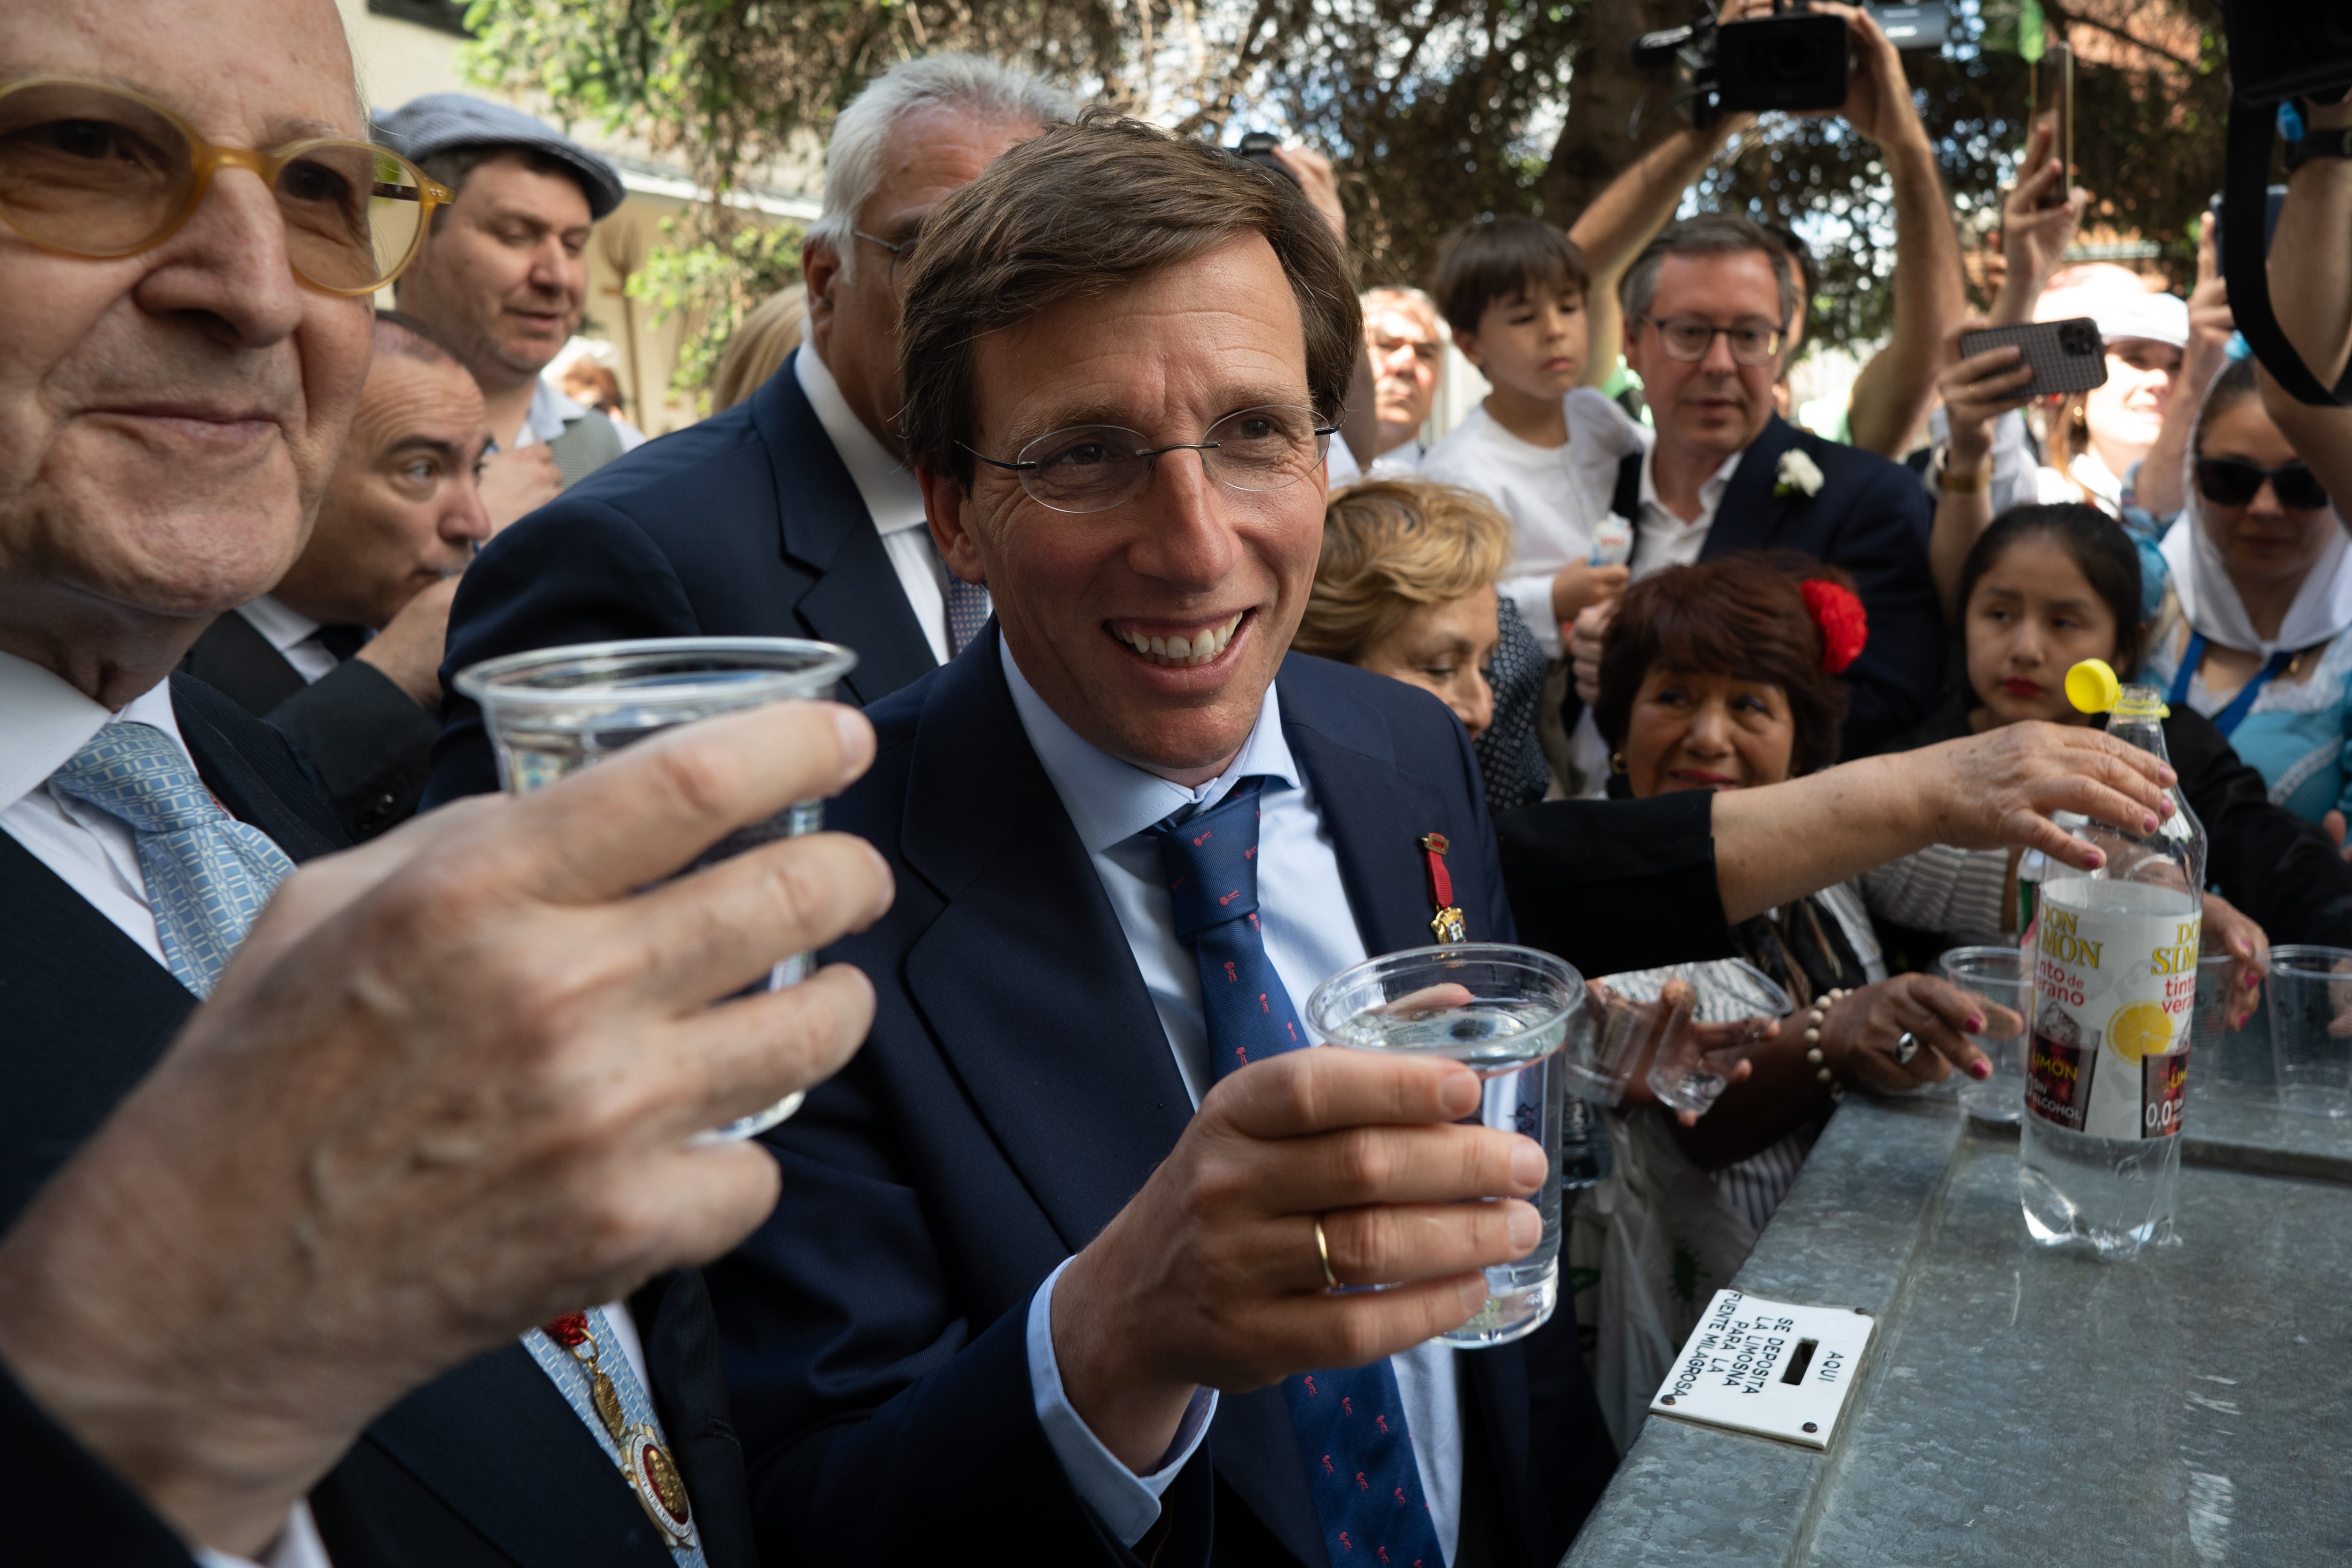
[
  {"xmin": 1296, "ymin": 478, "xmax": 1550, "ymax": 810},
  {"xmin": 708, "ymin": 288, "xmax": 809, "ymax": 412}
]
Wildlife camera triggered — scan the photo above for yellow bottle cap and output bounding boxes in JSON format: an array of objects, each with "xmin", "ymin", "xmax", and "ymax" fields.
[{"xmin": 2066, "ymin": 658, "xmax": 2122, "ymax": 714}]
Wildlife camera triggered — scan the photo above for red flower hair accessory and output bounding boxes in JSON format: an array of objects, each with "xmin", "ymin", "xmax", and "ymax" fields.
[{"xmin": 1798, "ymin": 578, "xmax": 1867, "ymax": 674}]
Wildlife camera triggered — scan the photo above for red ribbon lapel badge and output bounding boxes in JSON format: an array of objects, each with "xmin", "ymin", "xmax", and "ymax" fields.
[{"xmin": 1419, "ymin": 832, "xmax": 1467, "ymax": 945}]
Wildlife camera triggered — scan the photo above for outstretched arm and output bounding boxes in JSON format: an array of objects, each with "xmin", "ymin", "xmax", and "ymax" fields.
[
  {"xmin": 1834, "ymin": 5, "xmax": 1968, "ymax": 456},
  {"xmin": 2136, "ymin": 213, "xmax": 2234, "ymax": 518},
  {"xmin": 1710, "ymin": 721, "xmax": 2175, "ymax": 921},
  {"xmin": 1567, "ymin": 117, "xmax": 1747, "ymax": 382},
  {"xmin": 2257, "ymin": 95, "xmax": 2352, "ymax": 510}
]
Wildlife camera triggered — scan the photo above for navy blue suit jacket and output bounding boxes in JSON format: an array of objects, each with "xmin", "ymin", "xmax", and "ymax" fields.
[
  {"xmin": 705, "ymin": 636, "xmax": 1614, "ymax": 1567},
  {"xmin": 423, "ymin": 349, "xmax": 938, "ymax": 808},
  {"xmin": 1608, "ymin": 413, "xmax": 1939, "ymax": 758}
]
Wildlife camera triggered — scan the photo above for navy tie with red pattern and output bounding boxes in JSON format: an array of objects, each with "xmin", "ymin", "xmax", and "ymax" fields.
[{"xmin": 1151, "ymin": 779, "xmax": 1446, "ymax": 1568}]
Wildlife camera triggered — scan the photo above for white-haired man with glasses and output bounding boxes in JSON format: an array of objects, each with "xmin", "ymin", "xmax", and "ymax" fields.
[
  {"xmin": 0, "ymin": 2, "xmax": 890, "ymax": 1563},
  {"xmin": 1566, "ymin": 213, "xmax": 1942, "ymax": 759},
  {"xmin": 424, "ymin": 53, "xmax": 1076, "ymax": 808}
]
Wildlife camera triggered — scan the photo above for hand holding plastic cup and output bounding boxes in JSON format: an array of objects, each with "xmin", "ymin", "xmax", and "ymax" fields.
[
  {"xmin": 1940, "ymin": 946, "xmax": 2030, "ymax": 1124},
  {"xmin": 455, "ymin": 636, "xmax": 859, "ymax": 1140},
  {"xmin": 1305, "ymin": 943, "xmax": 1582, "ymax": 1348},
  {"xmin": 1598, "ymin": 960, "xmax": 1791, "ymax": 1116}
]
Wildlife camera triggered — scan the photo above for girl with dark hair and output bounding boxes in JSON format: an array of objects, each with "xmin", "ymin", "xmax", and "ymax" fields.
[
  {"xmin": 1862, "ymin": 503, "xmax": 2352, "ymax": 997},
  {"xmin": 2140, "ymin": 358, "xmax": 2352, "ymax": 827}
]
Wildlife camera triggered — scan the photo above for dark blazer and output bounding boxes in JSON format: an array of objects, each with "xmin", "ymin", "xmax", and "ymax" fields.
[
  {"xmin": 183, "ymin": 609, "xmax": 438, "ymax": 842},
  {"xmin": 1605, "ymin": 413, "xmax": 1940, "ymax": 758},
  {"xmin": 425, "ymin": 349, "xmax": 938, "ymax": 808},
  {"xmin": 1, "ymin": 675, "xmax": 753, "ymax": 1568},
  {"xmin": 704, "ymin": 636, "xmax": 1616, "ymax": 1568}
]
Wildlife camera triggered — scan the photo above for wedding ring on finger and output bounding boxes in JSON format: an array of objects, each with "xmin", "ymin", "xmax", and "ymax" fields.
[
  {"xmin": 1892, "ymin": 1031, "xmax": 1921, "ymax": 1067},
  {"xmin": 1313, "ymin": 1213, "xmax": 1339, "ymax": 1290}
]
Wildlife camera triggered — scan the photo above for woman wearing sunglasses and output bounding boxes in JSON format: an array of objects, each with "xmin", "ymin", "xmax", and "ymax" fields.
[{"xmin": 2139, "ymin": 358, "xmax": 2352, "ymax": 826}]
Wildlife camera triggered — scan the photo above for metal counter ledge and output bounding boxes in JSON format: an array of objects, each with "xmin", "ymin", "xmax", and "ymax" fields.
[{"xmin": 1560, "ymin": 1033, "xmax": 2352, "ymax": 1568}]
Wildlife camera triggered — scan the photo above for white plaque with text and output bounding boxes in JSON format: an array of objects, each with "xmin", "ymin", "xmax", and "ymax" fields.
[{"xmin": 1647, "ymin": 1289, "xmax": 1875, "ymax": 1449}]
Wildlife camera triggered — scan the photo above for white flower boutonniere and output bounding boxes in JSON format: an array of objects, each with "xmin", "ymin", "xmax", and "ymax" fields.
[{"xmin": 1774, "ymin": 448, "xmax": 1826, "ymax": 499}]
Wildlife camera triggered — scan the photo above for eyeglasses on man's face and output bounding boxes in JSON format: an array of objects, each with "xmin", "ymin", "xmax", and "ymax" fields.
[
  {"xmin": 961, "ymin": 404, "xmax": 1337, "ymax": 515},
  {"xmin": 1644, "ymin": 316, "xmax": 1787, "ymax": 367},
  {"xmin": 0, "ymin": 76, "xmax": 450, "ymax": 295},
  {"xmin": 851, "ymin": 227, "xmax": 917, "ymax": 290}
]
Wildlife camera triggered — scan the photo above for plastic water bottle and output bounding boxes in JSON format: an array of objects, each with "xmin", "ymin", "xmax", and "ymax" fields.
[
  {"xmin": 2018, "ymin": 662, "xmax": 2207, "ymax": 1259},
  {"xmin": 1589, "ymin": 514, "xmax": 1634, "ymax": 567}
]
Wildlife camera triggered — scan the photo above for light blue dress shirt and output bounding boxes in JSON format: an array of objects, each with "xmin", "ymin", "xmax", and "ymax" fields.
[{"xmin": 1004, "ymin": 638, "xmax": 1464, "ymax": 1562}]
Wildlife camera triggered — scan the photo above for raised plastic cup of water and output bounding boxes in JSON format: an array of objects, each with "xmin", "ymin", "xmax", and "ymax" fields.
[
  {"xmin": 2267, "ymin": 944, "xmax": 2352, "ymax": 1118},
  {"xmin": 1940, "ymin": 945, "xmax": 2029, "ymax": 1124},
  {"xmin": 2193, "ymin": 951, "xmax": 2268, "ymax": 1085},
  {"xmin": 455, "ymin": 636, "xmax": 859, "ymax": 1140},
  {"xmin": 1304, "ymin": 942, "xmax": 1582, "ymax": 1348},
  {"xmin": 1622, "ymin": 960, "xmax": 1792, "ymax": 1115}
]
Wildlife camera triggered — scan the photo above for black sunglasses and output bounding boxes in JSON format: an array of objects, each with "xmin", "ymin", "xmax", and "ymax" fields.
[{"xmin": 2196, "ymin": 456, "xmax": 2330, "ymax": 511}]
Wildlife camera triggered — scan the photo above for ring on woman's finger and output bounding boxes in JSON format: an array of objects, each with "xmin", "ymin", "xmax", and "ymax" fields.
[
  {"xmin": 1313, "ymin": 1213, "xmax": 1339, "ymax": 1290},
  {"xmin": 1892, "ymin": 1032, "xmax": 1921, "ymax": 1067}
]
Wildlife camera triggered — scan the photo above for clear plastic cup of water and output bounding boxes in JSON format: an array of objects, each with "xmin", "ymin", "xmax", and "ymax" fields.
[
  {"xmin": 1305, "ymin": 943, "xmax": 1582, "ymax": 1348},
  {"xmin": 2267, "ymin": 944, "xmax": 2352, "ymax": 1118},
  {"xmin": 455, "ymin": 636, "xmax": 859, "ymax": 1140},
  {"xmin": 1940, "ymin": 945, "xmax": 2029, "ymax": 1125},
  {"xmin": 1615, "ymin": 960, "xmax": 1791, "ymax": 1116},
  {"xmin": 2193, "ymin": 950, "xmax": 2268, "ymax": 1085}
]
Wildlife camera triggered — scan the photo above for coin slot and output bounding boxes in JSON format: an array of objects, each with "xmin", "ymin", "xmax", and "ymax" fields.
[{"xmin": 1779, "ymin": 1338, "xmax": 1819, "ymax": 1385}]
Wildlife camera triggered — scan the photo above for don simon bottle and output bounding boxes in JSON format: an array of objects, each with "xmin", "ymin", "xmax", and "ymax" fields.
[{"xmin": 2018, "ymin": 661, "xmax": 2207, "ymax": 1259}]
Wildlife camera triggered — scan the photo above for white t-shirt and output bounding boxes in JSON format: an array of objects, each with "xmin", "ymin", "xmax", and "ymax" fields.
[{"xmin": 1420, "ymin": 388, "xmax": 1649, "ymax": 656}]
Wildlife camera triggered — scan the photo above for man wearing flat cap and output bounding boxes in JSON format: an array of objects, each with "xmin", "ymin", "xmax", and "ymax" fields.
[{"xmin": 376, "ymin": 94, "xmax": 635, "ymax": 513}]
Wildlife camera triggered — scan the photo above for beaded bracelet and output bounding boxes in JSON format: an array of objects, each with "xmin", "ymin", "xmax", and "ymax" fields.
[{"xmin": 1802, "ymin": 988, "xmax": 1851, "ymax": 1085}]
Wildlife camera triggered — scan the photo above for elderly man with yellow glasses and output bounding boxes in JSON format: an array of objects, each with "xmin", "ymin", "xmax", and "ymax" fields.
[{"xmin": 0, "ymin": 3, "xmax": 889, "ymax": 1566}]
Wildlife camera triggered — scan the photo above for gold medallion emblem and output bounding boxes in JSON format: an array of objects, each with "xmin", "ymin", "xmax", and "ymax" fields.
[{"xmin": 590, "ymin": 1367, "xmax": 627, "ymax": 1443}]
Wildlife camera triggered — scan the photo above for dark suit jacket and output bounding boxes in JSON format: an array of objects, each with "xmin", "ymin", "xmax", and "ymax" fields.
[
  {"xmin": 425, "ymin": 349, "xmax": 938, "ymax": 808},
  {"xmin": 183, "ymin": 609, "xmax": 438, "ymax": 842},
  {"xmin": 1604, "ymin": 413, "xmax": 1940, "ymax": 758},
  {"xmin": 704, "ymin": 637, "xmax": 1617, "ymax": 1568},
  {"xmin": 1, "ymin": 675, "xmax": 753, "ymax": 1568}
]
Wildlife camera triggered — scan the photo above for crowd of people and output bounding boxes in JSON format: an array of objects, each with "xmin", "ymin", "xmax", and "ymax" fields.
[{"xmin": 2, "ymin": 0, "xmax": 2347, "ymax": 1564}]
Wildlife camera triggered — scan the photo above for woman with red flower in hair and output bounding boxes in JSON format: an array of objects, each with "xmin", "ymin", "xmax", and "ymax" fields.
[
  {"xmin": 1588, "ymin": 552, "xmax": 2000, "ymax": 1145},
  {"xmin": 1569, "ymin": 552, "xmax": 2020, "ymax": 1438}
]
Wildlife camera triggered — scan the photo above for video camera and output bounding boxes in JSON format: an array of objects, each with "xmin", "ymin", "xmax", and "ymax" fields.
[
  {"xmin": 1630, "ymin": 2, "xmax": 1949, "ymax": 128},
  {"xmin": 2217, "ymin": 0, "xmax": 2352, "ymax": 404}
]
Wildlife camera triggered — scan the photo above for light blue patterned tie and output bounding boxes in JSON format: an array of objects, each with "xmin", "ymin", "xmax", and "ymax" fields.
[
  {"xmin": 48, "ymin": 720, "xmax": 294, "ymax": 998},
  {"xmin": 523, "ymin": 1311, "xmax": 709, "ymax": 1565}
]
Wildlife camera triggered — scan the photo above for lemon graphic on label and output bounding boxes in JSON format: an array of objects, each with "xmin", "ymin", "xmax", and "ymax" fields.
[{"xmin": 2106, "ymin": 1000, "xmax": 2177, "ymax": 1062}]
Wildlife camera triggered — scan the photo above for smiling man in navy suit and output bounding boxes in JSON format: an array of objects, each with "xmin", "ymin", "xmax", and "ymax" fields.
[{"xmin": 705, "ymin": 118, "xmax": 1610, "ymax": 1568}]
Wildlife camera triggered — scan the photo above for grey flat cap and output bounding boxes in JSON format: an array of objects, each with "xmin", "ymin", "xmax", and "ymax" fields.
[{"xmin": 375, "ymin": 94, "xmax": 625, "ymax": 220}]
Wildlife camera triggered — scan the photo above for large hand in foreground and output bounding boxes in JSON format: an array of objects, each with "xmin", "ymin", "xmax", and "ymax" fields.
[
  {"xmin": 0, "ymin": 701, "xmax": 893, "ymax": 1555},
  {"xmin": 1904, "ymin": 721, "xmax": 2175, "ymax": 871},
  {"xmin": 1051, "ymin": 1049, "xmax": 1542, "ymax": 1470}
]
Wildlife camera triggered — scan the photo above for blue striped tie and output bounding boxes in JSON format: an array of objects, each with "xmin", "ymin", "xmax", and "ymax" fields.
[
  {"xmin": 49, "ymin": 721, "xmax": 294, "ymax": 998},
  {"xmin": 1151, "ymin": 779, "xmax": 1447, "ymax": 1568}
]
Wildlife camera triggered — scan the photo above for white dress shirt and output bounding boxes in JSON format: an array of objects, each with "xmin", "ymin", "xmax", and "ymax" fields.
[
  {"xmin": 1420, "ymin": 389, "xmax": 1649, "ymax": 657},
  {"xmin": 235, "ymin": 595, "xmax": 345, "ymax": 685},
  {"xmin": 0, "ymin": 651, "xmax": 189, "ymax": 963},
  {"xmin": 796, "ymin": 344, "xmax": 980, "ymax": 665},
  {"xmin": 1367, "ymin": 439, "xmax": 1424, "ymax": 479},
  {"xmin": 1002, "ymin": 641, "xmax": 1465, "ymax": 1562},
  {"xmin": 1631, "ymin": 443, "xmax": 1744, "ymax": 578}
]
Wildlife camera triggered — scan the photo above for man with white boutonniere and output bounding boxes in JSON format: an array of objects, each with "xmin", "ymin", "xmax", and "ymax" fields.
[{"xmin": 1567, "ymin": 215, "xmax": 1941, "ymax": 759}]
